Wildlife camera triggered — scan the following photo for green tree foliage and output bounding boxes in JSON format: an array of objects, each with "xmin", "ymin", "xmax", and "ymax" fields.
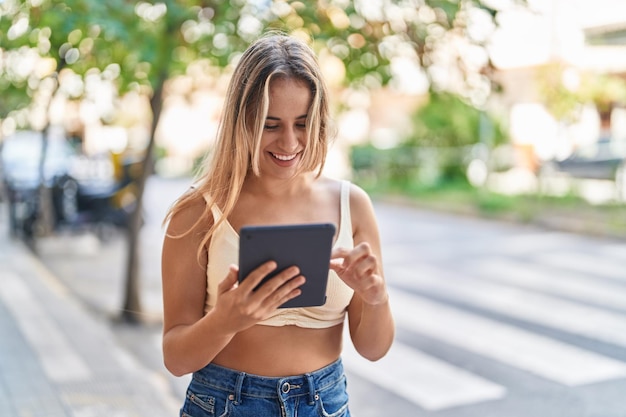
[
  {"xmin": 0, "ymin": 0, "xmax": 107, "ymax": 121},
  {"xmin": 578, "ymin": 73, "xmax": 626, "ymax": 119},
  {"xmin": 535, "ymin": 62, "xmax": 582, "ymax": 124},
  {"xmin": 1, "ymin": 0, "xmax": 524, "ymax": 126},
  {"xmin": 536, "ymin": 62, "xmax": 626, "ymax": 129},
  {"xmin": 408, "ymin": 91, "xmax": 507, "ymax": 180},
  {"xmin": 351, "ymin": 91, "xmax": 507, "ymax": 187},
  {"xmin": 408, "ymin": 91, "xmax": 505, "ymax": 148}
]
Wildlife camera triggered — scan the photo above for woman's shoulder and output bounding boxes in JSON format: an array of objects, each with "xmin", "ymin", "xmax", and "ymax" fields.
[
  {"xmin": 340, "ymin": 179, "xmax": 372, "ymax": 208},
  {"xmin": 315, "ymin": 175, "xmax": 368, "ymax": 197},
  {"xmin": 316, "ymin": 176, "xmax": 373, "ymax": 212},
  {"xmin": 166, "ymin": 189, "xmax": 210, "ymax": 235}
]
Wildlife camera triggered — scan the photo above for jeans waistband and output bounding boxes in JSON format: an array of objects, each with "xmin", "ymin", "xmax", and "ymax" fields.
[{"xmin": 192, "ymin": 358, "xmax": 345, "ymax": 404}]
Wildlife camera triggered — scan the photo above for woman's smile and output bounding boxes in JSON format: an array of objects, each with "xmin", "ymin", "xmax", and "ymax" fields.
[{"xmin": 270, "ymin": 152, "xmax": 299, "ymax": 162}]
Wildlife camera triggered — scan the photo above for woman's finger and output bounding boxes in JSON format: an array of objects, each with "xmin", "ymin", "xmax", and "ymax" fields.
[
  {"xmin": 331, "ymin": 247, "xmax": 351, "ymax": 260},
  {"xmin": 251, "ymin": 266, "xmax": 301, "ymax": 299},
  {"xmin": 238, "ymin": 261, "xmax": 278, "ymax": 292},
  {"xmin": 263, "ymin": 275, "xmax": 305, "ymax": 309},
  {"xmin": 355, "ymin": 254, "xmax": 377, "ymax": 277},
  {"xmin": 333, "ymin": 243, "xmax": 372, "ymax": 269},
  {"xmin": 217, "ymin": 264, "xmax": 239, "ymax": 294}
]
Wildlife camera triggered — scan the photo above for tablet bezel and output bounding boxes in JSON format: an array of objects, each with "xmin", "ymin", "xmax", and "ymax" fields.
[{"xmin": 238, "ymin": 223, "xmax": 336, "ymax": 308}]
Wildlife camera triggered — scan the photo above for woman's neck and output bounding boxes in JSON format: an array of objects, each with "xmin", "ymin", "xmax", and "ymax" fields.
[{"xmin": 243, "ymin": 172, "xmax": 316, "ymax": 199}]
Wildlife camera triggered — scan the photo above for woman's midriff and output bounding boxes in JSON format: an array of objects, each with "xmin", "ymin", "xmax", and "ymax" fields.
[{"xmin": 212, "ymin": 323, "xmax": 345, "ymax": 376}]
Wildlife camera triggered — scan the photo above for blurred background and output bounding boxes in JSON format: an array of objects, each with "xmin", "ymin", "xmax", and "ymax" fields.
[
  {"xmin": 2, "ymin": 0, "xmax": 626, "ymax": 242},
  {"xmin": 1, "ymin": 1, "xmax": 626, "ymax": 416}
]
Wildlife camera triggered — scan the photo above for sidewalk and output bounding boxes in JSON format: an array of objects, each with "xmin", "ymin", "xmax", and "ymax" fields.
[{"xmin": 0, "ymin": 220, "xmax": 181, "ymax": 416}]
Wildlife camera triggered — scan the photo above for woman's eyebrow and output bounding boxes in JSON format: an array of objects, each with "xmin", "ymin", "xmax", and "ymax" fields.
[{"xmin": 266, "ymin": 114, "xmax": 308, "ymax": 120}]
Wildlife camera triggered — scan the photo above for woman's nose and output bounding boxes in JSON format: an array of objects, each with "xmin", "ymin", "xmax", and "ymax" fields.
[{"xmin": 279, "ymin": 125, "xmax": 300, "ymax": 150}]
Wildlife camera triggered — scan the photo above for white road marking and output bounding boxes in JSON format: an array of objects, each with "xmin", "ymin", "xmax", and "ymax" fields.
[
  {"xmin": 467, "ymin": 257, "xmax": 626, "ymax": 311},
  {"xmin": 343, "ymin": 337, "xmax": 505, "ymax": 411},
  {"xmin": 391, "ymin": 264, "xmax": 626, "ymax": 348},
  {"xmin": 535, "ymin": 252, "xmax": 626, "ymax": 282},
  {"xmin": 389, "ymin": 289, "xmax": 626, "ymax": 386},
  {"xmin": 602, "ymin": 244, "xmax": 626, "ymax": 261}
]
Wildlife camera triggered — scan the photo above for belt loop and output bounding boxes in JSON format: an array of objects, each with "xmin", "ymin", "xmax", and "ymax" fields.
[
  {"xmin": 305, "ymin": 373, "xmax": 316, "ymax": 405},
  {"xmin": 234, "ymin": 372, "xmax": 245, "ymax": 404}
]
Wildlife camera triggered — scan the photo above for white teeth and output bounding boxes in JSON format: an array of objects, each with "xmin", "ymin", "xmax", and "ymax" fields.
[{"xmin": 271, "ymin": 153, "xmax": 297, "ymax": 161}]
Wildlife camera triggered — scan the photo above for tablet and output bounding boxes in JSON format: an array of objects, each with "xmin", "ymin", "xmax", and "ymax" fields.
[{"xmin": 238, "ymin": 223, "xmax": 336, "ymax": 308}]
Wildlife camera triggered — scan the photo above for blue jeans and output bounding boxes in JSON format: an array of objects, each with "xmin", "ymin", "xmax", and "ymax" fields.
[{"xmin": 180, "ymin": 358, "xmax": 350, "ymax": 417}]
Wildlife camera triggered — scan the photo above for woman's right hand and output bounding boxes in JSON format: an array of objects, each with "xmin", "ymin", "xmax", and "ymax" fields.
[{"xmin": 211, "ymin": 262, "xmax": 305, "ymax": 333}]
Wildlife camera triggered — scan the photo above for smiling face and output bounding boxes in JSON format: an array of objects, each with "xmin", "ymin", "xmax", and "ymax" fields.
[{"xmin": 258, "ymin": 77, "xmax": 312, "ymax": 180}]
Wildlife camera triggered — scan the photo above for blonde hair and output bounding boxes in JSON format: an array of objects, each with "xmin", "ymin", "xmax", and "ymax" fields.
[{"xmin": 164, "ymin": 32, "xmax": 333, "ymax": 258}]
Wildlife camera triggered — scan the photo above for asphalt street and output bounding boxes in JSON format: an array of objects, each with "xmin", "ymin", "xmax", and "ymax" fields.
[{"xmin": 29, "ymin": 175, "xmax": 626, "ymax": 417}]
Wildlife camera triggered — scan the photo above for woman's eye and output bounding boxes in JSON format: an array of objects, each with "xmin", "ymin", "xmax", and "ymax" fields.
[
  {"xmin": 296, "ymin": 123, "xmax": 307, "ymax": 129},
  {"xmin": 264, "ymin": 125, "xmax": 278, "ymax": 130}
]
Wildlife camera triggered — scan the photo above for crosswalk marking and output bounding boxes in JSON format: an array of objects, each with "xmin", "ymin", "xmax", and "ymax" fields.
[
  {"xmin": 487, "ymin": 232, "xmax": 584, "ymax": 254},
  {"xmin": 0, "ymin": 271, "xmax": 91, "ymax": 382},
  {"xmin": 603, "ymin": 244, "xmax": 626, "ymax": 261},
  {"xmin": 534, "ymin": 252, "xmax": 626, "ymax": 283},
  {"xmin": 389, "ymin": 289, "xmax": 626, "ymax": 386},
  {"xmin": 343, "ymin": 338, "xmax": 506, "ymax": 411},
  {"xmin": 467, "ymin": 257, "xmax": 626, "ymax": 311},
  {"xmin": 391, "ymin": 264, "xmax": 626, "ymax": 348}
]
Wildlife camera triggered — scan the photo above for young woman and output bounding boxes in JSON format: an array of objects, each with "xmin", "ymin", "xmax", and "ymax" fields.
[{"xmin": 161, "ymin": 32, "xmax": 394, "ymax": 417}]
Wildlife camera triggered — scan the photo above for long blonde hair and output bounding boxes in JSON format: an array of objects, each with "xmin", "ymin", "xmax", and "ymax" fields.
[{"xmin": 164, "ymin": 33, "xmax": 333, "ymax": 259}]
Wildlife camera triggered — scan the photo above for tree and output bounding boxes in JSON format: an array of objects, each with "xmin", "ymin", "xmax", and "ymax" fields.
[
  {"xmin": 536, "ymin": 62, "xmax": 626, "ymax": 140},
  {"xmin": 1, "ymin": 0, "xmax": 524, "ymax": 323},
  {"xmin": 409, "ymin": 92, "xmax": 498, "ymax": 147},
  {"xmin": 2, "ymin": 0, "xmax": 250, "ymax": 321},
  {"xmin": 536, "ymin": 62, "xmax": 584, "ymax": 125},
  {"xmin": 578, "ymin": 73, "xmax": 626, "ymax": 135}
]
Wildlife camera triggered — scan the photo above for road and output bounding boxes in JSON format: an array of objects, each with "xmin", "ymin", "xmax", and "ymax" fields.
[{"xmin": 34, "ymin": 176, "xmax": 626, "ymax": 417}]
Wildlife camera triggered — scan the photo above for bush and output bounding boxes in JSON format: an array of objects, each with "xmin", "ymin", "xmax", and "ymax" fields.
[{"xmin": 349, "ymin": 143, "xmax": 472, "ymax": 189}]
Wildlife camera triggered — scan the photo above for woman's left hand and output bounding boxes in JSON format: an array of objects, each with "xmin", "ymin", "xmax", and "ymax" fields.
[{"xmin": 330, "ymin": 243, "xmax": 388, "ymax": 306}]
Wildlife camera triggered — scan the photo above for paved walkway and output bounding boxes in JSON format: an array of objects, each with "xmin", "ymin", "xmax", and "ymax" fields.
[{"xmin": 0, "ymin": 219, "xmax": 180, "ymax": 417}]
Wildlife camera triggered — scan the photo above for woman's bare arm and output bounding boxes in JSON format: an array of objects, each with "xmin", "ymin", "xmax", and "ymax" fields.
[
  {"xmin": 332, "ymin": 185, "xmax": 394, "ymax": 361},
  {"xmin": 162, "ymin": 197, "xmax": 306, "ymax": 376},
  {"xmin": 161, "ymin": 198, "xmax": 234, "ymax": 376}
]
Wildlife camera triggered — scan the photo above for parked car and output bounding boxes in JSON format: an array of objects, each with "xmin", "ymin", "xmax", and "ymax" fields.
[
  {"xmin": 1, "ymin": 131, "xmax": 72, "ymax": 236},
  {"xmin": 540, "ymin": 138, "xmax": 626, "ymax": 200},
  {"xmin": 0, "ymin": 131, "xmax": 136, "ymax": 238}
]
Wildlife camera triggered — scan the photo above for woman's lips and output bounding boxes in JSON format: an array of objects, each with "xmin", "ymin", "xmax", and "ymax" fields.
[{"xmin": 270, "ymin": 152, "xmax": 298, "ymax": 161}]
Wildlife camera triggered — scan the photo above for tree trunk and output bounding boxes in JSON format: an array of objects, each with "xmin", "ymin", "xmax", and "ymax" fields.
[
  {"xmin": 120, "ymin": 75, "xmax": 166, "ymax": 324},
  {"xmin": 598, "ymin": 105, "xmax": 613, "ymax": 139},
  {"xmin": 33, "ymin": 72, "xmax": 62, "ymax": 244}
]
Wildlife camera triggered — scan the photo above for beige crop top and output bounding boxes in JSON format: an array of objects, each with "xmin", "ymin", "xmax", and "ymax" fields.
[{"xmin": 204, "ymin": 180, "xmax": 355, "ymax": 328}]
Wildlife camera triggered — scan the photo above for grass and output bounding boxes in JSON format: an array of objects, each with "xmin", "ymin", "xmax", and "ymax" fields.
[{"xmin": 358, "ymin": 178, "xmax": 626, "ymax": 240}]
